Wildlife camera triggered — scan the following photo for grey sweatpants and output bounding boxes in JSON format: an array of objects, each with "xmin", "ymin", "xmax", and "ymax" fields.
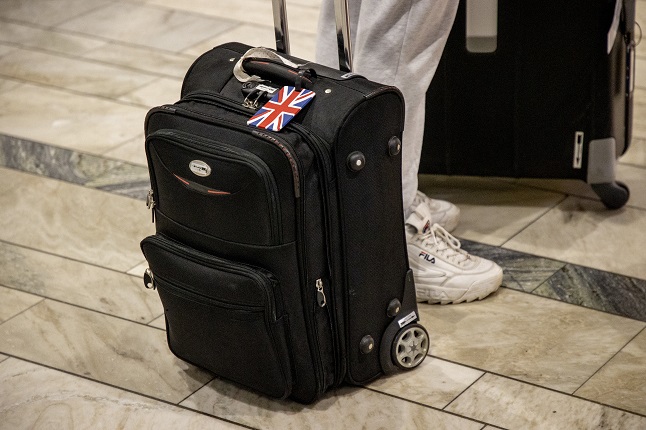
[{"xmin": 315, "ymin": 0, "xmax": 458, "ymax": 215}]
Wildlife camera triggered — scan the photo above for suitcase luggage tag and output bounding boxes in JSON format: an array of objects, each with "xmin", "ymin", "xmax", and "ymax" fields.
[{"xmin": 247, "ymin": 85, "xmax": 315, "ymax": 132}]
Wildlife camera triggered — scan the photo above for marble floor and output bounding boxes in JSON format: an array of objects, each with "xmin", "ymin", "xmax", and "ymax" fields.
[{"xmin": 1, "ymin": 0, "xmax": 645, "ymax": 428}]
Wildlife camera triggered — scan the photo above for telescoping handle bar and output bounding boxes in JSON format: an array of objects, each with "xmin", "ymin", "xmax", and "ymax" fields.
[{"xmin": 271, "ymin": 0, "xmax": 353, "ymax": 72}]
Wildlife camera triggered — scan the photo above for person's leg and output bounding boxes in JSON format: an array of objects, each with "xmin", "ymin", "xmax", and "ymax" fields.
[
  {"xmin": 316, "ymin": 0, "xmax": 459, "ymax": 216},
  {"xmin": 316, "ymin": 1, "xmax": 503, "ymax": 304}
]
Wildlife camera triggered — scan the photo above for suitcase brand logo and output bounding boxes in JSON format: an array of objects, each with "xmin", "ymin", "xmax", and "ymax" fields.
[
  {"xmin": 419, "ymin": 251, "xmax": 435, "ymax": 264},
  {"xmin": 247, "ymin": 86, "xmax": 315, "ymax": 132},
  {"xmin": 189, "ymin": 160, "xmax": 211, "ymax": 177}
]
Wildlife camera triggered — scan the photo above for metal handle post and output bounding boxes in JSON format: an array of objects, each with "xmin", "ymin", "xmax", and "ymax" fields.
[
  {"xmin": 272, "ymin": 0, "xmax": 291, "ymax": 54},
  {"xmin": 333, "ymin": 0, "xmax": 353, "ymax": 72},
  {"xmin": 271, "ymin": 0, "xmax": 353, "ymax": 72}
]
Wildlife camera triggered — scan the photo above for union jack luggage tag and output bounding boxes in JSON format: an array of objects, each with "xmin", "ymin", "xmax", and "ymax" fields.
[{"xmin": 247, "ymin": 86, "xmax": 315, "ymax": 132}]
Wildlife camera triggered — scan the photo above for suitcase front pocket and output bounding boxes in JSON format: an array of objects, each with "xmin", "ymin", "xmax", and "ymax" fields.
[
  {"xmin": 141, "ymin": 235, "xmax": 292, "ymax": 399},
  {"xmin": 146, "ymin": 129, "xmax": 286, "ymax": 246}
]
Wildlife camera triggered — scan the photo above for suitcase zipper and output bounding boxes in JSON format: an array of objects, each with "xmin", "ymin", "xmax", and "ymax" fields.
[
  {"xmin": 147, "ymin": 127, "xmax": 283, "ymax": 245},
  {"xmin": 146, "ymin": 189, "xmax": 156, "ymax": 223}
]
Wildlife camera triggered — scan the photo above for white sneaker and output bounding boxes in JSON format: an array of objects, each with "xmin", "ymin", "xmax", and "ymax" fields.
[
  {"xmin": 406, "ymin": 204, "xmax": 503, "ymax": 305},
  {"xmin": 412, "ymin": 191, "xmax": 460, "ymax": 232}
]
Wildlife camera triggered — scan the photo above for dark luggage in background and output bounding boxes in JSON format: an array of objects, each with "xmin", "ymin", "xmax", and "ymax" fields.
[
  {"xmin": 421, "ymin": 0, "xmax": 636, "ymax": 209},
  {"xmin": 140, "ymin": 0, "xmax": 428, "ymax": 403}
]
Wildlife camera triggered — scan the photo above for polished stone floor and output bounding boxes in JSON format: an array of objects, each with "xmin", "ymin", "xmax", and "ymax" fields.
[{"xmin": 1, "ymin": 0, "xmax": 646, "ymax": 428}]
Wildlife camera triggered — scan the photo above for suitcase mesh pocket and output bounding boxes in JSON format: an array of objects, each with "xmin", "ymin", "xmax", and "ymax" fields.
[{"xmin": 141, "ymin": 235, "xmax": 292, "ymax": 399}]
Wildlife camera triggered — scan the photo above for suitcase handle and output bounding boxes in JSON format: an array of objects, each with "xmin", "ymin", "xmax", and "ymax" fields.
[
  {"xmin": 242, "ymin": 58, "xmax": 316, "ymax": 89},
  {"xmin": 271, "ymin": 0, "xmax": 353, "ymax": 72}
]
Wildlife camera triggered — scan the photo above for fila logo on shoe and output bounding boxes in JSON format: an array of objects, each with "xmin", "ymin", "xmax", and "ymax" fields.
[
  {"xmin": 419, "ymin": 251, "xmax": 435, "ymax": 264},
  {"xmin": 422, "ymin": 221, "xmax": 431, "ymax": 234}
]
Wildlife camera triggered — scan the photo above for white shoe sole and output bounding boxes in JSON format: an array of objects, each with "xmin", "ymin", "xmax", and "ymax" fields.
[{"xmin": 415, "ymin": 270, "xmax": 503, "ymax": 305}]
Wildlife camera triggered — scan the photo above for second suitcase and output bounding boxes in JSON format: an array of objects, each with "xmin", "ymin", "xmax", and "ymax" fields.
[{"xmin": 420, "ymin": 0, "xmax": 636, "ymax": 209}]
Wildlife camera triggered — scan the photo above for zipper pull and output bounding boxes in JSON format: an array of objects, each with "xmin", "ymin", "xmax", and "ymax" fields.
[
  {"xmin": 146, "ymin": 189, "xmax": 156, "ymax": 223},
  {"xmin": 143, "ymin": 268, "xmax": 156, "ymax": 290},
  {"xmin": 316, "ymin": 278, "xmax": 327, "ymax": 307}
]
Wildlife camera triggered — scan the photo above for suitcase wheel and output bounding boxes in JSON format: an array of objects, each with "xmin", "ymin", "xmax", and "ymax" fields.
[
  {"xmin": 591, "ymin": 181, "xmax": 630, "ymax": 210},
  {"xmin": 392, "ymin": 323, "xmax": 429, "ymax": 370}
]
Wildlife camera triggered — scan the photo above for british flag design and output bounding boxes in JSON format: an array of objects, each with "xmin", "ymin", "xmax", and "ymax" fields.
[{"xmin": 247, "ymin": 86, "xmax": 316, "ymax": 132}]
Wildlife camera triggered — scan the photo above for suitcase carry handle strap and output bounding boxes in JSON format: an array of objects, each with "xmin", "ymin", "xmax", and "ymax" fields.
[
  {"xmin": 271, "ymin": 0, "xmax": 353, "ymax": 72},
  {"xmin": 242, "ymin": 58, "xmax": 316, "ymax": 90}
]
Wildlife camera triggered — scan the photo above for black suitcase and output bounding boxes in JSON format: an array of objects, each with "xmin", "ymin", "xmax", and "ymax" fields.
[
  {"xmin": 420, "ymin": 0, "xmax": 636, "ymax": 209},
  {"xmin": 140, "ymin": 0, "xmax": 428, "ymax": 403}
]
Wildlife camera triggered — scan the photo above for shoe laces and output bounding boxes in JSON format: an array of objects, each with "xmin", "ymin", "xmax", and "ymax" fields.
[{"xmin": 416, "ymin": 223, "xmax": 472, "ymax": 266}]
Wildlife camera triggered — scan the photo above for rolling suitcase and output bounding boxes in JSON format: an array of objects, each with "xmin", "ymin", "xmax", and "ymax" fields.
[
  {"xmin": 420, "ymin": 0, "xmax": 636, "ymax": 209},
  {"xmin": 140, "ymin": 0, "xmax": 428, "ymax": 403}
]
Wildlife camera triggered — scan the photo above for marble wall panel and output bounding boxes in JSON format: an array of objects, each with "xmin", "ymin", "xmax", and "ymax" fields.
[
  {"xmin": 534, "ymin": 264, "xmax": 646, "ymax": 322},
  {"xmin": 0, "ymin": 135, "xmax": 150, "ymax": 199}
]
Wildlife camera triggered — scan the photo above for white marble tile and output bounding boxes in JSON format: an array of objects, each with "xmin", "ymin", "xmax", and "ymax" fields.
[
  {"xmin": 446, "ymin": 373, "xmax": 646, "ymax": 429},
  {"xmin": 0, "ymin": 0, "xmax": 110, "ymax": 26},
  {"xmin": 0, "ymin": 77, "xmax": 22, "ymax": 95},
  {"xmin": 82, "ymin": 42, "xmax": 195, "ymax": 78},
  {"xmin": 0, "ymin": 44, "xmax": 16, "ymax": 58},
  {"xmin": 503, "ymin": 196, "xmax": 646, "ymax": 280},
  {"xmin": 576, "ymin": 328, "xmax": 646, "ymax": 416},
  {"xmin": 182, "ymin": 379, "xmax": 482, "ymax": 430},
  {"xmin": 0, "ymin": 300, "xmax": 212, "ymax": 403},
  {"xmin": 119, "ymin": 77, "xmax": 183, "ymax": 108},
  {"xmin": 367, "ymin": 357, "xmax": 484, "ymax": 408},
  {"xmin": 0, "ymin": 241, "xmax": 163, "ymax": 323},
  {"xmin": 499, "ymin": 163, "xmax": 646, "ymax": 211},
  {"xmin": 148, "ymin": 0, "xmax": 320, "ymax": 35},
  {"xmin": 59, "ymin": 3, "xmax": 238, "ymax": 52},
  {"xmin": 0, "ymin": 22, "xmax": 106, "ymax": 56},
  {"xmin": 0, "ymin": 83, "xmax": 146, "ymax": 154},
  {"xmin": 0, "ymin": 168, "xmax": 155, "ymax": 272},
  {"xmin": 183, "ymin": 24, "xmax": 317, "ymax": 62},
  {"xmin": 0, "ymin": 358, "xmax": 243, "ymax": 429},
  {"xmin": 418, "ymin": 175, "xmax": 565, "ymax": 246},
  {"xmin": 620, "ymin": 137, "xmax": 646, "ymax": 168},
  {"xmin": 102, "ymin": 134, "xmax": 148, "ymax": 166},
  {"xmin": 418, "ymin": 288, "xmax": 646, "ymax": 393},
  {"xmin": 633, "ymin": 88, "xmax": 646, "ymax": 139},
  {"xmin": 127, "ymin": 260, "xmax": 150, "ymax": 277},
  {"xmin": 148, "ymin": 315, "xmax": 167, "ymax": 330},
  {"xmin": 0, "ymin": 285, "xmax": 42, "ymax": 323},
  {"xmin": 0, "ymin": 48, "xmax": 157, "ymax": 98}
]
